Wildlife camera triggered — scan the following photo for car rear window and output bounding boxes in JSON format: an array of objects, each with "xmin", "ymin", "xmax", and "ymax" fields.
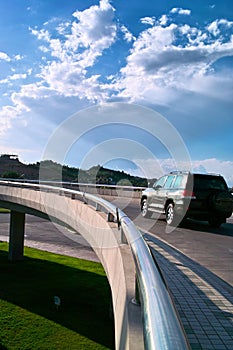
[{"xmin": 193, "ymin": 175, "xmax": 227, "ymax": 191}]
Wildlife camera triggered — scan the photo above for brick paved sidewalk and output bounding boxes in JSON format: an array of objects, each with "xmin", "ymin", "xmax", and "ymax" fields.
[{"xmin": 144, "ymin": 233, "xmax": 233, "ymax": 350}]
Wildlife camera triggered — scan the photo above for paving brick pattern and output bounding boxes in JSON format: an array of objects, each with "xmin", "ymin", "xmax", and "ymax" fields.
[{"xmin": 145, "ymin": 234, "xmax": 233, "ymax": 350}]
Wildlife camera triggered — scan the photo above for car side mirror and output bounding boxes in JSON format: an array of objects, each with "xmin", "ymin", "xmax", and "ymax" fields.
[{"xmin": 154, "ymin": 185, "xmax": 162, "ymax": 190}]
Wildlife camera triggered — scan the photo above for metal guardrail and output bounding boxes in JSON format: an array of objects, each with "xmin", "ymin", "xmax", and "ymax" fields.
[
  {"xmin": 0, "ymin": 178, "xmax": 146, "ymax": 191},
  {"xmin": 0, "ymin": 178, "xmax": 146, "ymax": 199},
  {"xmin": 0, "ymin": 179, "xmax": 190, "ymax": 349}
]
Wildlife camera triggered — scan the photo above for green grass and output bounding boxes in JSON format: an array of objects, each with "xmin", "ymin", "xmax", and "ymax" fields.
[
  {"xmin": 0, "ymin": 242, "xmax": 114, "ymax": 350},
  {"xmin": 0, "ymin": 208, "xmax": 10, "ymax": 213}
]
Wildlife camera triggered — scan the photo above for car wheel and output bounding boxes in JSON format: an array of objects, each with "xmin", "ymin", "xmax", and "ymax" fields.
[
  {"xmin": 208, "ymin": 218, "xmax": 224, "ymax": 228},
  {"xmin": 141, "ymin": 199, "xmax": 151, "ymax": 218},
  {"xmin": 166, "ymin": 203, "xmax": 176, "ymax": 226}
]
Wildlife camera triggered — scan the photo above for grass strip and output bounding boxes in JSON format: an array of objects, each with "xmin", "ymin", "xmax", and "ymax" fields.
[
  {"xmin": 0, "ymin": 208, "xmax": 10, "ymax": 213},
  {"xmin": 0, "ymin": 242, "xmax": 114, "ymax": 349}
]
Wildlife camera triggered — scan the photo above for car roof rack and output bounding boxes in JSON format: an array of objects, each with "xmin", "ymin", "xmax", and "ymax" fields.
[
  {"xmin": 193, "ymin": 172, "xmax": 222, "ymax": 176},
  {"xmin": 170, "ymin": 171, "xmax": 222, "ymax": 176},
  {"xmin": 169, "ymin": 170, "xmax": 190, "ymax": 175},
  {"xmin": 206, "ymin": 173, "xmax": 221, "ymax": 176}
]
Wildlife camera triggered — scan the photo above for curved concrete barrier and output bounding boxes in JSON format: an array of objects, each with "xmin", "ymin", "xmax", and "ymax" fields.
[{"xmin": 0, "ymin": 183, "xmax": 143, "ymax": 349}]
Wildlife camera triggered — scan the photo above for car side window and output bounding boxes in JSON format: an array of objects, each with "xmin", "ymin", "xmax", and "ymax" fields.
[
  {"xmin": 172, "ymin": 175, "xmax": 183, "ymax": 189},
  {"xmin": 153, "ymin": 176, "xmax": 167, "ymax": 189},
  {"xmin": 164, "ymin": 175, "xmax": 175, "ymax": 189}
]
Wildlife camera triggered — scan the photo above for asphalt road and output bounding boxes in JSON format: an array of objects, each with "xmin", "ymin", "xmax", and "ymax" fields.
[
  {"xmin": 1, "ymin": 196, "xmax": 233, "ymax": 286},
  {"xmin": 121, "ymin": 198, "xmax": 233, "ymax": 287},
  {"xmin": 0, "ymin": 213, "xmax": 99, "ymax": 262}
]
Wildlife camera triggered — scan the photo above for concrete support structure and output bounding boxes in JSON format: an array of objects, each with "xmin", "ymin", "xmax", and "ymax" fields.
[{"xmin": 8, "ymin": 211, "xmax": 25, "ymax": 261}]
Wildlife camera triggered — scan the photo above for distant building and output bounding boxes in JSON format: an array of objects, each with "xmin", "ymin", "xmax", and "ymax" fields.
[{"xmin": 0, "ymin": 154, "xmax": 19, "ymax": 162}]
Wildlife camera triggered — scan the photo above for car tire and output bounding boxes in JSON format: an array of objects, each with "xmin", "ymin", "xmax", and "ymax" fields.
[
  {"xmin": 141, "ymin": 199, "xmax": 151, "ymax": 218},
  {"xmin": 208, "ymin": 218, "xmax": 225, "ymax": 228},
  {"xmin": 166, "ymin": 203, "xmax": 176, "ymax": 226}
]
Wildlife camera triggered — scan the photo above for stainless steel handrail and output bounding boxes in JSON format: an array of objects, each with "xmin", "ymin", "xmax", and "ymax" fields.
[
  {"xmin": 0, "ymin": 180, "xmax": 190, "ymax": 349},
  {"xmin": 0, "ymin": 178, "xmax": 146, "ymax": 191}
]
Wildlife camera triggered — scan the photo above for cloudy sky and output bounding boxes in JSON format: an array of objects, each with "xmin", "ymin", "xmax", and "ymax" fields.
[{"xmin": 0, "ymin": 0, "xmax": 233, "ymax": 184}]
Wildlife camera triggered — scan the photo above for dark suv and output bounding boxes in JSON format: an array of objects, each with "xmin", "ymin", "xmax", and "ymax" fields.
[{"xmin": 141, "ymin": 171, "xmax": 233, "ymax": 227}]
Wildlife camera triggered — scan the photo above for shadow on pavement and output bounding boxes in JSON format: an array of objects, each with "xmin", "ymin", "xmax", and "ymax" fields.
[{"xmin": 180, "ymin": 218, "xmax": 233, "ymax": 237}]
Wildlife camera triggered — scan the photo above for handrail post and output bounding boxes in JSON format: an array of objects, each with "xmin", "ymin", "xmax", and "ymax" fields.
[
  {"xmin": 83, "ymin": 193, "xmax": 88, "ymax": 204},
  {"xmin": 132, "ymin": 275, "xmax": 141, "ymax": 306},
  {"xmin": 8, "ymin": 211, "xmax": 25, "ymax": 261},
  {"xmin": 120, "ymin": 226, "xmax": 127, "ymax": 244},
  {"xmin": 96, "ymin": 203, "xmax": 101, "ymax": 211},
  {"xmin": 107, "ymin": 212, "xmax": 115, "ymax": 222}
]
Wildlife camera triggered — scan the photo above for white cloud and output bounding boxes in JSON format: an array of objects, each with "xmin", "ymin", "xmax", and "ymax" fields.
[
  {"xmin": 14, "ymin": 54, "xmax": 23, "ymax": 61},
  {"xmin": 192, "ymin": 159, "xmax": 233, "ymax": 186},
  {"xmin": 0, "ymin": 73, "xmax": 28, "ymax": 85},
  {"xmin": 27, "ymin": 0, "xmax": 117, "ymax": 101},
  {"xmin": 0, "ymin": 78, "xmax": 8, "ymax": 84},
  {"xmin": 10, "ymin": 73, "xmax": 27, "ymax": 80},
  {"xmin": 159, "ymin": 15, "xmax": 169, "ymax": 26},
  {"xmin": 31, "ymin": 0, "xmax": 117, "ymax": 67},
  {"xmin": 39, "ymin": 45, "xmax": 49, "ymax": 53},
  {"xmin": 12, "ymin": 83, "xmax": 54, "ymax": 101},
  {"xmin": 30, "ymin": 27, "xmax": 50, "ymax": 41},
  {"xmin": 121, "ymin": 25, "xmax": 135, "ymax": 42},
  {"xmin": 133, "ymin": 158, "xmax": 175, "ymax": 179},
  {"xmin": 134, "ymin": 158, "xmax": 233, "ymax": 186},
  {"xmin": 0, "ymin": 0, "xmax": 117, "ymax": 134},
  {"xmin": 0, "ymin": 106, "xmax": 20, "ymax": 136},
  {"xmin": 140, "ymin": 17, "xmax": 156, "ymax": 26},
  {"xmin": 0, "ymin": 51, "xmax": 11, "ymax": 61},
  {"xmin": 57, "ymin": 21, "xmax": 71, "ymax": 35},
  {"xmin": 114, "ymin": 17, "xmax": 233, "ymax": 104},
  {"xmin": 71, "ymin": 0, "xmax": 116, "ymax": 50},
  {"xmin": 170, "ymin": 8, "xmax": 191, "ymax": 16},
  {"xmin": 207, "ymin": 21, "xmax": 220, "ymax": 36},
  {"xmin": 7, "ymin": 2, "xmax": 233, "ymax": 118},
  {"xmin": 207, "ymin": 18, "xmax": 233, "ymax": 36}
]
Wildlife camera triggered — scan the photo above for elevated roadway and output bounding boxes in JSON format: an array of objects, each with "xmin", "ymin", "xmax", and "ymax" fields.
[
  {"xmin": 0, "ymin": 182, "xmax": 232, "ymax": 349},
  {"xmin": 0, "ymin": 181, "xmax": 190, "ymax": 350},
  {"xmin": 2, "ymin": 197, "xmax": 232, "ymax": 286},
  {"xmin": 1, "ymin": 198, "xmax": 233, "ymax": 349},
  {"xmin": 1, "ymin": 206, "xmax": 233, "ymax": 349}
]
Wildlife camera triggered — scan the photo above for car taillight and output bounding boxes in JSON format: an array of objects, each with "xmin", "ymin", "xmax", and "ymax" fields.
[{"xmin": 183, "ymin": 190, "xmax": 196, "ymax": 198}]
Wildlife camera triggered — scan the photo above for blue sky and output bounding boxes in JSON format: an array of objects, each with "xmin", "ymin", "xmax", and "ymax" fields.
[{"xmin": 0, "ymin": 0, "xmax": 233, "ymax": 185}]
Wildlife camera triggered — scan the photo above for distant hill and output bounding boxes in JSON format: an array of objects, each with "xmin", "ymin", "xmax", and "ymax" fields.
[
  {"xmin": 0, "ymin": 154, "xmax": 154, "ymax": 187},
  {"xmin": 0, "ymin": 154, "xmax": 39, "ymax": 179}
]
